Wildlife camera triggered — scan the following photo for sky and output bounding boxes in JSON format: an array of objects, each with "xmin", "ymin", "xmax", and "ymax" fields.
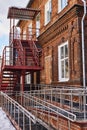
[{"xmin": 0, "ymin": 0, "xmax": 29, "ymax": 56}]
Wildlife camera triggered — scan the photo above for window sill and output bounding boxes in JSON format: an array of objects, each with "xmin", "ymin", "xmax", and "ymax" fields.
[{"xmin": 58, "ymin": 78, "xmax": 69, "ymax": 82}]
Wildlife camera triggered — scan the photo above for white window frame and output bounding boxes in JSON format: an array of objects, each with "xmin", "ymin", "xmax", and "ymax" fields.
[
  {"xmin": 58, "ymin": 41, "xmax": 69, "ymax": 82},
  {"xmin": 58, "ymin": 0, "xmax": 67, "ymax": 13},
  {"xmin": 45, "ymin": 0, "xmax": 52, "ymax": 25}
]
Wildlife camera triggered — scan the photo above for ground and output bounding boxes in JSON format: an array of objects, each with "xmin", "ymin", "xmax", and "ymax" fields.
[{"xmin": 0, "ymin": 108, "xmax": 15, "ymax": 130}]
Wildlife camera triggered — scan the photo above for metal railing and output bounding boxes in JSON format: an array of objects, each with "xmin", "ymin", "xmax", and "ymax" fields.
[
  {"xmin": 24, "ymin": 86, "xmax": 87, "ymax": 121},
  {"xmin": 21, "ymin": 92, "xmax": 76, "ymax": 121},
  {"xmin": 1, "ymin": 85, "xmax": 87, "ymax": 129},
  {"xmin": 10, "ymin": 26, "xmax": 40, "ymax": 42},
  {"xmin": 1, "ymin": 91, "xmax": 36, "ymax": 130},
  {"xmin": 4, "ymin": 91, "xmax": 76, "ymax": 130},
  {"xmin": 1, "ymin": 45, "xmax": 41, "ymax": 67}
]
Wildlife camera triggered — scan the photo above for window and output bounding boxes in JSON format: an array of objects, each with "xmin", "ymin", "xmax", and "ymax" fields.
[
  {"xmin": 58, "ymin": 0, "xmax": 67, "ymax": 12},
  {"xmin": 45, "ymin": 0, "xmax": 52, "ymax": 25},
  {"xmin": 58, "ymin": 41, "xmax": 69, "ymax": 81},
  {"xmin": 26, "ymin": 73, "xmax": 31, "ymax": 84},
  {"xmin": 36, "ymin": 13, "xmax": 40, "ymax": 37},
  {"xmin": 23, "ymin": 30, "xmax": 26, "ymax": 40},
  {"xmin": 28, "ymin": 22, "xmax": 32, "ymax": 40}
]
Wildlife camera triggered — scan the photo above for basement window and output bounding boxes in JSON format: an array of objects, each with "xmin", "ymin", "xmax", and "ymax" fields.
[
  {"xmin": 45, "ymin": 0, "xmax": 52, "ymax": 25},
  {"xmin": 58, "ymin": 41, "xmax": 69, "ymax": 81},
  {"xmin": 58, "ymin": 0, "xmax": 67, "ymax": 13}
]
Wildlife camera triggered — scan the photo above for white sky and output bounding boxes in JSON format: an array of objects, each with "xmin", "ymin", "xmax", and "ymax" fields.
[{"xmin": 0, "ymin": 0, "xmax": 29, "ymax": 55}]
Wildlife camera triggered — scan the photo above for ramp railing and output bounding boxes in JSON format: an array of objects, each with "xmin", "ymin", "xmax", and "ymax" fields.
[
  {"xmin": 1, "ymin": 92, "xmax": 36, "ymax": 130},
  {"xmin": 24, "ymin": 86, "xmax": 87, "ymax": 121}
]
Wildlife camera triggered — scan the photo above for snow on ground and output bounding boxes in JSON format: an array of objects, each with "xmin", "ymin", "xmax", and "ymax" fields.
[{"xmin": 0, "ymin": 107, "xmax": 16, "ymax": 130}]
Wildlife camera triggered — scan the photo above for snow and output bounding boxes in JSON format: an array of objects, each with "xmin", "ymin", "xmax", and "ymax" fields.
[{"xmin": 0, "ymin": 108, "xmax": 16, "ymax": 130}]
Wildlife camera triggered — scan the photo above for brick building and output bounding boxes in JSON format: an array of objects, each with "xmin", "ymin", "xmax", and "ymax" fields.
[
  {"xmin": 17, "ymin": 0, "xmax": 87, "ymax": 87},
  {"xmin": 1, "ymin": 0, "xmax": 87, "ymax": 130}
]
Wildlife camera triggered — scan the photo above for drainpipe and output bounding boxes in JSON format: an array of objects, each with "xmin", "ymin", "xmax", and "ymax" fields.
[
  {"xmin": 81, "ymin": 0, "xmax": 86, "ymax": 88},
  {"xmin": 81, "ymin": 0, "xmax": 87, "ymax": 120}
]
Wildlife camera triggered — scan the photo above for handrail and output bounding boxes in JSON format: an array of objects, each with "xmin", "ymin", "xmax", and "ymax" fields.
[
  {"xmin": 1, "ymin": 91, "xmax": 36, "ymax": 123},
  {"xmin": 23, "ymin": 85, "xmax": 87, "ymax": 121},
  {"xmin": 29, "ymin": 41, "xmax": 40, "ymax": 66},
  {"xmin": 21, "ymin": 92, "xmax": 76, "ymax": 122},
  {"xmin": 14, "ymin": 39, "xmax": 24, "ymax": 65}
]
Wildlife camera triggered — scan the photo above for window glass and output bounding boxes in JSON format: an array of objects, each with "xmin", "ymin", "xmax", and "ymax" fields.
[
  {"xmin": 28, "ymin": 23, "xmax": 32, "ymax": 40},
  {"xmin": 45, "ymin": 0, "xmax": 52, "ymax": 25},
  {"xmin": 61, "ymin": 60, "xmax": 64, "ymax": 78},
  {"xmin": 65, "ymin": 44, "xmax": 68, "ymax": 57},
  {"xmin": 58, "ymin": 0, "xmax": 67, "ymax": 12},
  {"xmin": 36, "ymin": 14, "xmax": 40, "ymax": 37},
  {"xmin": 65, "ymin": 59, "xmax": 69, "ymax": 78},
  {"xmin": 61, "ymin": 46, "xmax": 64, "ymax": 59},
  {"xmin": 61, "ymin": 0, "xmax": 67, "ymax": 9}
]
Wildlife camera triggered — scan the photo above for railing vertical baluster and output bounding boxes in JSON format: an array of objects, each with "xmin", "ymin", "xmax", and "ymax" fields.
[
  {"xmin": 71, "ymin": 90, "xmax": 73, "ymax": 112},
  {"xmin": 23, "ymin": 112, "xmax": 25, "ymax": 130},
  {"xmin": 51, "ymin": 89, "xmax": 52, "ymax": 102},
  {"xmin": 18, "ymin": 106, "xmax": 19, "ymax": 127},
  {"xmin": 60, "ymin": 90, "xmax": 62, "ymax": 107},
  {"xmin": 29, "ymin": 119, "xmax": 32, "ymax": 130},
  {"xmin": 14, "ymin": 103, "xmax": 15, "ymax": 123}
]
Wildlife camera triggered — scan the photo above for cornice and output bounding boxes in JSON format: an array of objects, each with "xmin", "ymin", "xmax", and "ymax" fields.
[{"xmin": 38, "ymin": 4, "xmax": 84, "ymax": 46}]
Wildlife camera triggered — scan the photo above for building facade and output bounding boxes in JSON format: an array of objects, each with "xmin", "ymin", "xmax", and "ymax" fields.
[{"xmin": 17, "ymin": 0, "xmax": 87, "ymax": 87}]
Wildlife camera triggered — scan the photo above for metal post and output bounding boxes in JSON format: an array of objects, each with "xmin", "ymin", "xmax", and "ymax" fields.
[
  {"xmin": 14, "ymin": 104, "xmax": 15, "ymax": 123},
  {"xmin": 51, "ymin": 89, "xmax": 52, "ymax": 102},
  {"xmin": 18, "ymin": 107, "xmax": 20, "ymax": 126},
  {"xmin": 29, "ymin": 119, "xmax": 32, "ymax": 130},
  {"xmin": 21, "ymin": 71, "xmax": 25, "ymax": 92},
  {"xmin": 23, "ymin": 112, "xmax": 25, "ymax": 130},
  {"xmin": 68, "ymin": 119, "xmax": 71, "ymax": 130},
  {"xmin": 71, "ymin": 90, "xmax": 73, "ymax": 112}
]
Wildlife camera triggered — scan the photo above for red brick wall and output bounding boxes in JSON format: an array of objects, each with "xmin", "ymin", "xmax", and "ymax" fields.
[
  {"xmin": 38, "ymin": 4, "xmax": 84, "ymax": 86},
  {"xmin": 18, "ymin": 0, "xmax": 86, "ymax": 86},
  {"xmin": 30, "ymin": 1, "xmax": 85, "ymax": 86}
]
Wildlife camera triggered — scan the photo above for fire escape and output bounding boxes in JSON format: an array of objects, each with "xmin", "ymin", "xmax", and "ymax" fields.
[{"xmin": 0, "ymin": 7, "xmax": 42, "ymax": 92}]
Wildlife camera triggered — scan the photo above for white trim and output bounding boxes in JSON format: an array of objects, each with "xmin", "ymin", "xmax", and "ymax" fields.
[{"xmin": 58, "ymin": 41, "xmax": 69, "ymax": 82}]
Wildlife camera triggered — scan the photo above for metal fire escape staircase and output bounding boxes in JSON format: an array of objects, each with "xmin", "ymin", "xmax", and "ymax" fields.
[
  {"xmin": 0, "ymin": 6, "xmax": 42, "ymax": 92},
  {"xmin": 0, "ymin": 38, "xmax": 42, "ymax": 92}
]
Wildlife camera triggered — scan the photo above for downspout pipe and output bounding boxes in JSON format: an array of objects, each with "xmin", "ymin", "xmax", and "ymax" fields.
[
  {"xmin": 81, "ymin": 0, "xmax": 86, "ymax": 120},
  {"xmin": 81, "ymin": 0, "xmax": 86, "ymax": 88}
]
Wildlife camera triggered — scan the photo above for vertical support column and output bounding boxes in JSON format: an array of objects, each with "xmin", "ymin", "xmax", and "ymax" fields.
[
  {"xmin": 10, "ymin": 18, "xmax": 12, "ymax": 44},
  {"xmin": 20, "ymin": 70, "xmax": 25, "ymax": 106},
  {"xmin": 31, "ymin": 72, "xmax": 34, "ymax": 90},
  {"xmin": 13, "ymin": 18, "xmax": 15, "ymax": 40},
  {"xmin": 31, "ymin": 72, "xmax": 34, "ymax": 84},
  {"xmin": 36, "ymin": 71, "xmax": 40, "ymax": 84},
  {"xmin": 21, "ymin": 71, "xmax": 25, "ymax": 92}
]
